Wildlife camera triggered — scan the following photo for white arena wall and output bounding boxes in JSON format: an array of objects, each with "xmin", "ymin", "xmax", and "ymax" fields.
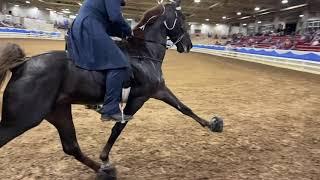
[{"xmin": 191, "ymin": 45, "xmax": 320, "ymax": 75}]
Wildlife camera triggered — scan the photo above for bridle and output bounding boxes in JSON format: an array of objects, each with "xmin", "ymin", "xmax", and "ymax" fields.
[
  {"xmin": 164, "ymin": 9, "xmax": 186, "ymax": 48},
  {"xmin": 132, "ymin": 3, "xmax": 186, "ymax": 49}
]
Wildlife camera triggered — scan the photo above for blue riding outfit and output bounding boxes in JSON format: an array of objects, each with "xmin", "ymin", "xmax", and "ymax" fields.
[{"xmin": 67, "ymin": 0, "xmax": 132, "ymax": 121}]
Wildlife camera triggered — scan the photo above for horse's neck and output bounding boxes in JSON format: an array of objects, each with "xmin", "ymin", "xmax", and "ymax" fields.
[{"xmin": 141, "ymin": 24, "xmax": 167, "ymax": 60}]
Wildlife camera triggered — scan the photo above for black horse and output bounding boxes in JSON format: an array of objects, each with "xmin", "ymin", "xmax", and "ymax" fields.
[{"xmin": 0, "ymin": 1, "xmax": 223, "ymax": 179}]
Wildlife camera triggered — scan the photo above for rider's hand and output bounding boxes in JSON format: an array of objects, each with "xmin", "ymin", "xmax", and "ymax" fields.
[
  {"xmin": 126, "ymin": 35, "xmax": 133, "ymax": 42},
  {"xmin": 125, "ymin": 31, "xmax": 134, "ymax": 41}
]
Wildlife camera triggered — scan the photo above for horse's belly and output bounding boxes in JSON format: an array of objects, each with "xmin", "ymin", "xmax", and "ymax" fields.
[{"xmin": 57, "ymin": 64, "xmax": 105, "ymax": 105}]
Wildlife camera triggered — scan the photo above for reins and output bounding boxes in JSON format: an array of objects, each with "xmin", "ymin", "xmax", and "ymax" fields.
[
  {"xmin": 131, "ymin": 36, "xmax": 167, "ymax": 48},
  {"xmin": 130, "ymin": 56, "xmax": 163, "ymax": 63}
]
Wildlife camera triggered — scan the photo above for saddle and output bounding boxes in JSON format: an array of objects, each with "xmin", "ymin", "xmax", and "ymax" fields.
[{"xmin": 64, "ymin": 34, "xmax": 132, "ymax": 104}]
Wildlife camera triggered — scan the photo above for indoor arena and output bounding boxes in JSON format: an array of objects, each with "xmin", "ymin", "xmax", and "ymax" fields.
[{"xmin": 0, "ymin": 0, "xmax": 319, "ymax": 180}]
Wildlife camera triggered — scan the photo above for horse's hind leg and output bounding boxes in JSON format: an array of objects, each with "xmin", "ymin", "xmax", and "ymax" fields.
[
  {"xmin": 0, "ymin": 87, "xmax": 50, "ymax": 147},
  {"xmin": 0, "ymin": 123, "xmax": 40, "ymax": 148},
  {"xmin": 46, "ymin": 104, "xmax": 101, "ymax": 172},
  {"xmin": 0, "ymin": 105, "xmax": 43, "ymax": 147}
]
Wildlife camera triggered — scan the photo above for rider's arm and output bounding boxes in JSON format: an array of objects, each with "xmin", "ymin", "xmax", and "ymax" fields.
[
  {"xmin": 105, "ymin": 0, "xmax": 132, "ymax": 38},
  {"xmin": 107, "ymin": 25, "xmax": 126, "ymax": 38}
]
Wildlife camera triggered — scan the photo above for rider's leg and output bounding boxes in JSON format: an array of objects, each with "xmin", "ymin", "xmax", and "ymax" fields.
[{"xmin": 100, "ymin": 68, "xmax": 132, "ymax": 122}]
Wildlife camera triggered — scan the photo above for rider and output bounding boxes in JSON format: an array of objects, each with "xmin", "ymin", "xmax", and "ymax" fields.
[{"xmin": 67, "ymin": 0, "xmax": 133, "ymax": 122}]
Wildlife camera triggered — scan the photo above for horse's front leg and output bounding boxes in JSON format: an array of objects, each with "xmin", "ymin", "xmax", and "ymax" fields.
[
  {"xmin": 98, "ymin": 96, "xmax": 149, "ymax": 170},
  {"xmin": 153, "ymin": 86, "xmax": 223, "ymax": 132}
]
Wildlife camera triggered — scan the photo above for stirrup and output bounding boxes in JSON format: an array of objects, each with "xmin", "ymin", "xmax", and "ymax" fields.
[
  {"xmin": 121, "ymin": 87, "xmax": 131, "ymax": 103},
  {"xmin": 118, "ymin": 87, "xmax": 132, "ymax": 123}
]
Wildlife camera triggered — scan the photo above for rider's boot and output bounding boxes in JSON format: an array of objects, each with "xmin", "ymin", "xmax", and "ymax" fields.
[{"xmin": 100, "ymin": 68, "xmax": 133, "ymax": 122}]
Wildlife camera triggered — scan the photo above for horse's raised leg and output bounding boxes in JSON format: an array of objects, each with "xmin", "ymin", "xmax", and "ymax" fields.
[
  {"xmin": 46, "ymin": 104, "xmax": 101, "ymax": 172},
  {"xmin": 99, "ymin": 122, "xmax": 127, "ymax": 163},
  {"xmin": 99, "ymin": 96, "xmax": 149, "ymax": 163},
  {"xmin": 153, "ymin": 86, "xmax": 223, "ymax": 132}
]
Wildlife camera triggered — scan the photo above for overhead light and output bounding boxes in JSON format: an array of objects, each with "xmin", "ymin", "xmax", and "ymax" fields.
[
  {"xmin": 255, "ymin": 8, "xmax": 271, "ymax": 13},
  {"xmin": 240, "ymin": 16, "xmax": 251, "ymax": 19},
  {"xmin": 69, "ymin": 15, "xmax": 76, "ymax": 19},
  {"xmin": 237, "ymin": 12, "xmax": 242, "ymax": 15},
  {"xmin": 25, "ymin": 1, "xmax": 30, "ymax": 4},
  {"xmin": 62, "ymin": 10, "xmax": 71, "ymax": 14},
  {"xmin": 255, "ymin": 7, "xmax": 260, "ymax": 11},
  {"xmin": 281, "ymin": 0, "xmax": 288, "ymax": 4},
  {"xmin": 14, "ymin": 5, "xmax": 20, "ymax": 7},
  {"xmin": 299, "ymin": 14, "xmax": 304, "ymax": 17},
  {"xmin": 222, "ymin": 16, "xmax": 226, "ymax": 19},
  {"xmin": 209, "ymin": 2, "xmax": 221, "ymax": 8},
  {"xmin": 280, "ymin": 4, "xmax": 307, "ymax": 11},
  {"xmin": 258, "ymin": 11, "xmax": 271, "ymax": 16},
  {"xmin": 194, "ymin": 0, "xmax": 201, "ymax": 3},
  {"xmin": 46, "ymin": 8, "xmax": 52, "ymax": 11},
  {"xmin": 216, "ymin": 23, "xmax": 220, "ymax": 26},
  {"xmin": 127, "ymin": 18, "xmax": 133, "ymax": 21},
  {"xmin": 243, "ymin": 23, "xmax": 247, "ymax": 26},
  {"xmin": 205, "ymin": 18, "xmax": 210, "ymax": 21},
  {"xmin": 65, "ymin": 8, "xmax": 69, "ymax": 11},
  {"xmin": 257, "ymin": 21, "xmax": 262, "ymax": 24}
]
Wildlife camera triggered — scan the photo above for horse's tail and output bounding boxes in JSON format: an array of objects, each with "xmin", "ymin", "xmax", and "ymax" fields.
[{"xmin": 0, "ymin": 43, "xmax": 26, "ymax": 88}]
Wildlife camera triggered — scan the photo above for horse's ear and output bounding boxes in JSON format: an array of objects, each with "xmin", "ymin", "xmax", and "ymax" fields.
[
  {"xmin": 169, "ymin": 0, "xmax": 181, "ymax": 10},
  {"xmin": 121, "ymin": 0, "xmax": 126, "ymax": 6},
  {"xmin": 175, "ymin": 0, "xmax": 181, "ymax": 7}
]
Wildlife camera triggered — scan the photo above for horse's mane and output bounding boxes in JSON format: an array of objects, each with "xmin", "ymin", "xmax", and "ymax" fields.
[{"xmin": 132, "ymin": 4, "xmax": 165, "ymax": 38}]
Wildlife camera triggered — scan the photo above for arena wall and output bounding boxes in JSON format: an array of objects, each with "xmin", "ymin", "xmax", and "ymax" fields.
[{"xmin": 192, "ymin": 45, "xmax": 320, "ymax": 75}]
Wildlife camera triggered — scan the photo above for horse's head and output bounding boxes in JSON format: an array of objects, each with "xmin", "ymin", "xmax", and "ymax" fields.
[
  {"xmin": 163, "ymin": 0, "xmax": 192, "ymax": 53},
  {"xmin": 133, "ymin": 0, "xmax": 192, "ymax": 53}
]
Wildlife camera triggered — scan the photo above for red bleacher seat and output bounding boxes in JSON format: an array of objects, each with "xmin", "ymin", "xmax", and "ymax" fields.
[{"xmin": 295, "ymin": 45, "xmax": 320, "ymax": 52}]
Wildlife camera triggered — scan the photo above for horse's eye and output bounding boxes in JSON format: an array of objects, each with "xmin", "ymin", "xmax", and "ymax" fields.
[
  {"xmin": 181, "ymin": 14, "xmax": 186, "ymax": 21},
  {"xmin": 182, "ymin": 24, "xmax": 187, "ymax": 29}
]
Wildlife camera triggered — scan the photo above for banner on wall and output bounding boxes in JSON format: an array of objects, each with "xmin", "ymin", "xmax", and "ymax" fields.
[{"xmin": 193, "ymin": 45, "xmax": 320, "ymax": 63}]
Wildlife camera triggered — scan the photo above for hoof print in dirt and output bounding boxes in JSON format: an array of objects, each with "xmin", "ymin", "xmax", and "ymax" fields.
[
  {"xmin": 209, "ymin": 116, "xmax": 224, "ymax": 133},
  {"xmin": 96, "ymin": 167, "xmax": 117, "ymax": 180}
]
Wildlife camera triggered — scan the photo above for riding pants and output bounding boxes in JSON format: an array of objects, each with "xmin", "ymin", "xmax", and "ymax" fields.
[{"xmin": 101, "ymin": 68, "xmax": 130, "ymax": 116}]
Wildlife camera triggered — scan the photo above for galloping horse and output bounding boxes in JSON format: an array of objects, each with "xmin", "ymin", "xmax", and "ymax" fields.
[{"xmin": 0, "ymin": 0, "xmax": 223, "ymax": 179}]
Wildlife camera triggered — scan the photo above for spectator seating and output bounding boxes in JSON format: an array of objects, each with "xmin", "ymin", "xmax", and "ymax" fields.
[{"xmin": 227, "ymin": 31, "xmax": 320, "ymax": 52}]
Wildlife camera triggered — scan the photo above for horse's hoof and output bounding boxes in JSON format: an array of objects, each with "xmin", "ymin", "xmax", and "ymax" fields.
[
  {"xmin": 209, "ymin": 116, "xmax": 224, "ymax": 133},
  {"xmin": 96, "ymin": 164, "xmax": 117, "ymax": 180}
]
